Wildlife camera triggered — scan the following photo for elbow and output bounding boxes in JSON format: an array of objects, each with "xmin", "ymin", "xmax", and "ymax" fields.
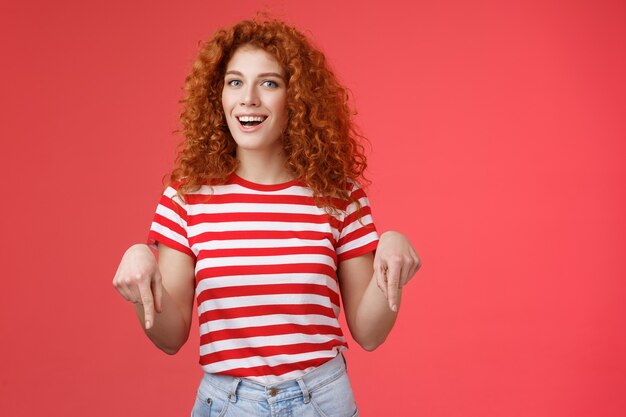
[
  {"xmin": 155, "ymin": 337, "xmax": 188, "ymax": 355},
  {"xmin": 351, "ymin": 324, "xmax": 393, "ymax": 352},
  {"xmin": 160, "ymin": 345, "xmax": 181, "ymax": 355},
  {"xmin": 360, "ymin": 342, "xmax": 380, "ymax": 352},
  {"xmin": 356, "ymin": 335, "xmax": 387, "ymax": 352}
]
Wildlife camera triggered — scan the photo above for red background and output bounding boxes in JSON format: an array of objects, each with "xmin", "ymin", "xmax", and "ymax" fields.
[{"xmin": 2, "ymin": 1, "xmax": 625, "ymax": 416}]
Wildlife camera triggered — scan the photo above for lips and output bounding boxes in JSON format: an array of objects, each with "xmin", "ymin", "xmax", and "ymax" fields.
[{"xmin": 237, "ymin": 115, "xmax": 268, "ymax": 127}]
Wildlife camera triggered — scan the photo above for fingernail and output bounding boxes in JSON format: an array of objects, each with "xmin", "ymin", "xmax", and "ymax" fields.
[
  {"xmin": 145, "ymin": 320, "xmax": 151, "ymax": 329},
  {"xmin": 391, "ymin": 304, "xmax": 397, "ymax": 312}
]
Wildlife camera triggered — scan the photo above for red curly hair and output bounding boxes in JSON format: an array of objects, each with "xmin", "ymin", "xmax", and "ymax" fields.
[{"xmin": 171, "ymin": 17, "xmax": 370, "ymax": 211}]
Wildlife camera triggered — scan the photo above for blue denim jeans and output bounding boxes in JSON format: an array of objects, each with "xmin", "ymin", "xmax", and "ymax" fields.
[{"xmin": 190, "ymin": 353, "xmax": 359, "ymax": 417}]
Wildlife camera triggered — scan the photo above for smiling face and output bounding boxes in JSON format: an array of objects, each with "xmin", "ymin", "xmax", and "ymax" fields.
[{"xmin": 222, "ymin": 45, "xmax": 288, "ymax": 155}]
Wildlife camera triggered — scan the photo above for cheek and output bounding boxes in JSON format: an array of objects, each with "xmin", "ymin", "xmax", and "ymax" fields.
[
  {"xmin": 221, "ymin": 89, "xmax": 236, "ymax": 113},
  {"xmin": 221, "ymin": 94, "xmax": 229, "ymax": 113},
  {"xmin": 279, "ymin": 108, "xmax": 289, "ymax": 129},
  {"xmin": 273, "ymin": 96, "xmax": 289, "ymax": 127}
]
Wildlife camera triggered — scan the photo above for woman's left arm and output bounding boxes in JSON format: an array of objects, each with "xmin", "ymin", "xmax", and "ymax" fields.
[{"xmin": 338, "ymin": 231, "xmax": 421, "ymax": 351}]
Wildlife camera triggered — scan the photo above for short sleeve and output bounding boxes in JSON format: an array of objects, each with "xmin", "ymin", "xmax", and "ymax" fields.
[
  {"xmin": 146, "ymin": 183, "xmax": 195, "ymax": 259},
  {"xmin": 336, "ymin": 184, "xmax": 379, "ymax": 262}
]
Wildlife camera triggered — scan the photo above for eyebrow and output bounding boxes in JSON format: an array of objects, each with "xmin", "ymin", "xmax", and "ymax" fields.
[{"xmin": 225, "ymin": 70, "xmax": 284, "ymax": 79}]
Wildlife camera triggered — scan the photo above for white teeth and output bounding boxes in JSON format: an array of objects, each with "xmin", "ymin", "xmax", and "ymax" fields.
[{"xmin": 238, "ymin": 116, "xmax": 266, "ymax": 122}]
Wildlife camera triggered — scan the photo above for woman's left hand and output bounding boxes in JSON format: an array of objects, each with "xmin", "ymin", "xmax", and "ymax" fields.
[{"xmin": 373, "ymin": 231, "xmax": 421, "ymax": 312}]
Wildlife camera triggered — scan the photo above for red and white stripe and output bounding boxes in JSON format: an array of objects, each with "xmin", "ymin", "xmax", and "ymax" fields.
[{"xmin": 148, "ymin": 174, "xmax": 378, "ymax": 384}]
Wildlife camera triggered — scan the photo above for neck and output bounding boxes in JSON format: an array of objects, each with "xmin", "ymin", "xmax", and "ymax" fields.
[{"xmin": 235, "ymin": 147, "xmax": 293, "ymax": 184}]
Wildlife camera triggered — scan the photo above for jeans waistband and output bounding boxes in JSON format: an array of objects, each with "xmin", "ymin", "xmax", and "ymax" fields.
[{"xmin": 199, "ymin": 353, "xmax": 347, "ymax": 404}]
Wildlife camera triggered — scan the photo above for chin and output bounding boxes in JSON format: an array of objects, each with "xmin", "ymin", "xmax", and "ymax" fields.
[{"xmin": 232, "ymin": 137, "xmax": 282, "ymax": 152}]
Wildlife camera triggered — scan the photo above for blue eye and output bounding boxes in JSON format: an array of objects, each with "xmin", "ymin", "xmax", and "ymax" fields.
[
  {"xmin": 262, "ymin": 80, "xmax": 279, "ymax": 88},
  {"xmin": 227, "ymin": 80, "xmax": 242, "ymax": 87}
]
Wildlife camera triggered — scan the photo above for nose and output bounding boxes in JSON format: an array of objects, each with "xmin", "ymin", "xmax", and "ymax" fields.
[{"xmin": 241, "ymin": 85, "xmax": 260, "ymax": 107}]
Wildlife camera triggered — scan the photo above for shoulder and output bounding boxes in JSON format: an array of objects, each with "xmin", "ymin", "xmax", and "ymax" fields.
[
  {"xmin": 344, "ymin": 179, "xmax": 372, "ymax": 206},
  {"xmin": 163, "ymin": 177, "xmax": 217, "ymax": 206}
]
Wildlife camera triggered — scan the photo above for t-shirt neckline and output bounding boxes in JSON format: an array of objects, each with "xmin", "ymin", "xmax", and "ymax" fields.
[{"xmin": 229, "ymin": 173, "xmax": 301, "ymax": 191}]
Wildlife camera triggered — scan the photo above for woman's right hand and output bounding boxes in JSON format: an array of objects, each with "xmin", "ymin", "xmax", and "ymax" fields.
[{"xmin": 112, "ymin": 244, "xmax": 163, "ymax": 329}]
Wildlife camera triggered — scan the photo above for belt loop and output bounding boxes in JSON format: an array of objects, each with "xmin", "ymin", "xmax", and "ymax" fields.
[
  {"xmin": 228, "ymin": 377, "xmax": 241, "ymax": 403},
  {"xmin": 296, "ymin": 378, "xmax": 311, "ymax": 404},
  {"xmin": 341, "ymin": 352, "xmax": 347, "ymax": 371}
]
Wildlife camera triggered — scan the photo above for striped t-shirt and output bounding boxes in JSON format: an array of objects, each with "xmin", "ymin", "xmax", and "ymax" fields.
[{"xmin": 147, "ymin": 173, "xmax": 378, "ymax": 384}]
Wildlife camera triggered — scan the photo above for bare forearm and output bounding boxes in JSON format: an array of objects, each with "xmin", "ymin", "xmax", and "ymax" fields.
[
  {"xmin": 353, "ymin": 276, "xmax": 402, "ymax": 351},
  {"xmin": 134, "ymin": 288, "xmax": 190, "ymax": 354}
]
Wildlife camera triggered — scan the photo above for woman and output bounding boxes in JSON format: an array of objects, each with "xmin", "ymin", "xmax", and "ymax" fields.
[{"xmin": 113, "ymin": 17, "xmax": 421, "ymax": 417}]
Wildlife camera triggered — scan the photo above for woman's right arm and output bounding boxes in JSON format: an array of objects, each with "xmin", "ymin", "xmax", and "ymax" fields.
[{"xmin": 112, "ymin": 243, "xmax": 196, "ymax": 355}]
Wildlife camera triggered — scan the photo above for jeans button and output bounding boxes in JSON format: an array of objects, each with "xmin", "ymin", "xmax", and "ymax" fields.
[{"xmin": 269, "ymin": 388, "xmax": 278, "ymax": 396}]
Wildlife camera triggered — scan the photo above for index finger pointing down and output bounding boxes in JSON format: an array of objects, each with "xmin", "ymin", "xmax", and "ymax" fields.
[
  {"xmin": 386, "ymin": 263, "xmax": 402, "ymax": 312},
  {"xmin": 138, "ymin": 280, "xmax": 156, "ymax": 330}
]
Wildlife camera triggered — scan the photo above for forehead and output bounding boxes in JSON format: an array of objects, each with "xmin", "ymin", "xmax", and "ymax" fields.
[{"xmin": 225, "ymin": 46, "xmax": 284, "ymax": 76}]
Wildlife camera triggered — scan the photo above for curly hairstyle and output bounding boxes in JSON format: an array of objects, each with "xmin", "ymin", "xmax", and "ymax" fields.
[{"xmin": 171, "ymin": 16, "xmax": 370, "ymax": 212}]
